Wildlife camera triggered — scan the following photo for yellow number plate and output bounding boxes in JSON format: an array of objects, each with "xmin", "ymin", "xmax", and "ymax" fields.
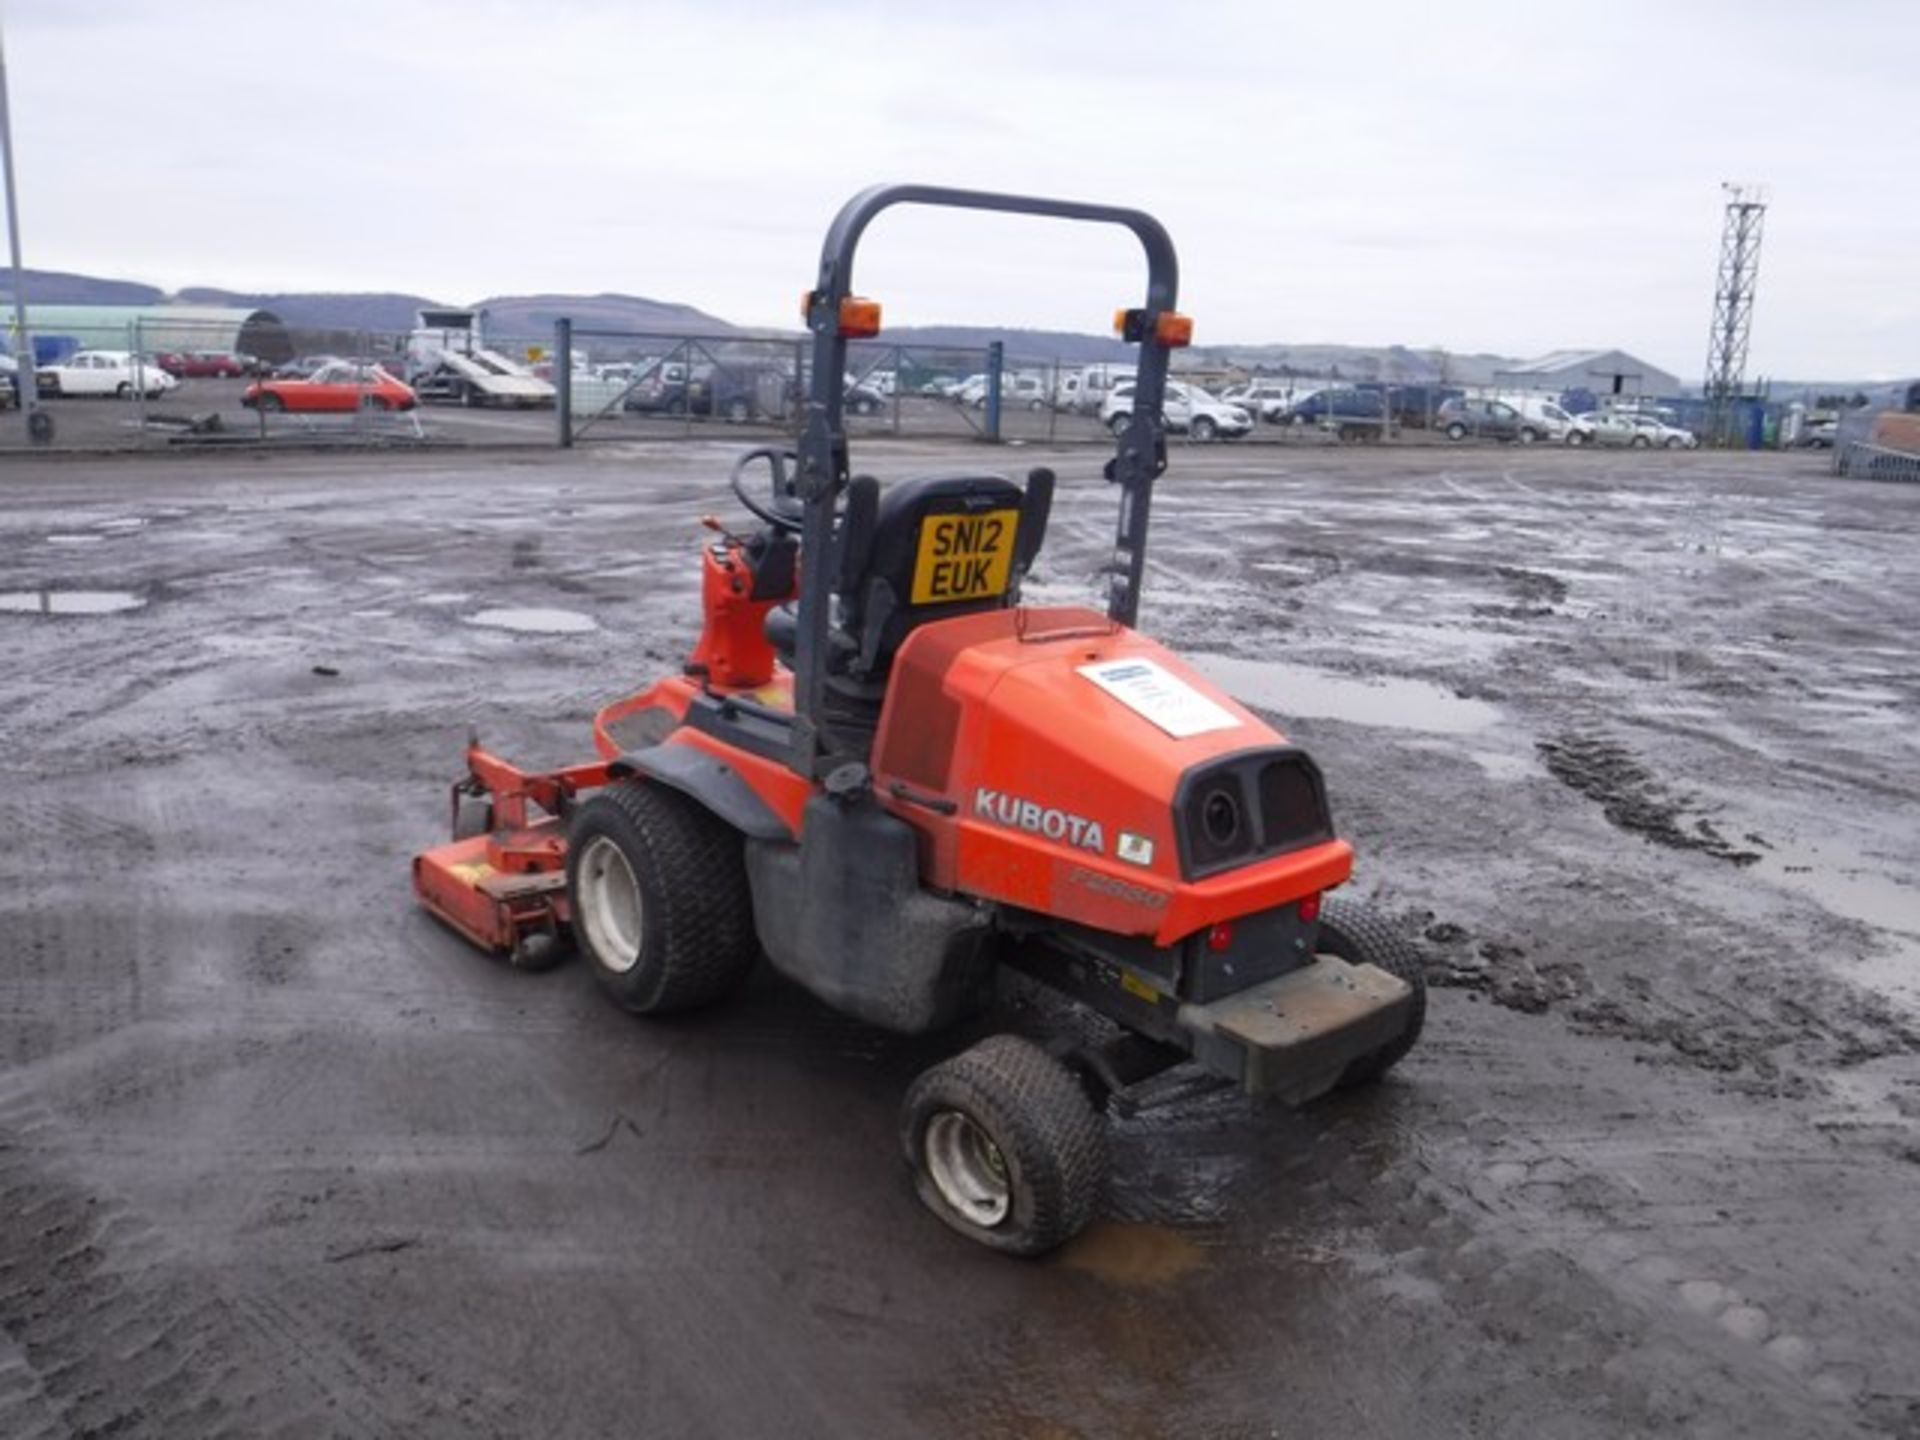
[{"xmin": 910, "ymin": 508, "xmax": 1021, "ymax": 605}]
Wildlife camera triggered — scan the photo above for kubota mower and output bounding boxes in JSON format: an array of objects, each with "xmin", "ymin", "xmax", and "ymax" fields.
[{"xmin": 414, "ymin": 184, "xmax": 1424, "ymax": 1255}]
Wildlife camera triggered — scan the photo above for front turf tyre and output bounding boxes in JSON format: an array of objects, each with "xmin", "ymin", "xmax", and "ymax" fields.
[
  {"xmin": 1191, "ymin": 415, "xmax": 1219, "ymax": 442},
  {"xmin": 565, "ymin": 779, "xmax": 758, "ymax": 1015},
  {"xmin": 902, "ymin": 1034, "xmax": 1107, "ymax": 1256},
  {"xmin": 1314, "ymin": 895, "xmax": 1427, "ymax": 1088}
]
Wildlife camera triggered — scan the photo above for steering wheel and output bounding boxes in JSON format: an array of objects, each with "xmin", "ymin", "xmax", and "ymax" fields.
[{"xmin": 729, "ymin": 447, "xmax": 807, "ymax": 534}]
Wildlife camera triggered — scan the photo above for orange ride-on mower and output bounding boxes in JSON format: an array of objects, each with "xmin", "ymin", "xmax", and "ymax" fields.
[{"xmin": 413, "ymin": 184, "xmax": 1424, "ymax": 1256}]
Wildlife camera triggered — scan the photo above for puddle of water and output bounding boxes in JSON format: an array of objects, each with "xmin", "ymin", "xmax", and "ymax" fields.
[
  {"xmin": 46, "ymin": 534, "xmax": 105, "ymax": 547},
  {"xmin": 1191, "ymin": 653, "xmax": 1500, "ymax": 734},
  {"xmin": 465, "ymin": 607, "xmax": 597, "ymax": 635},
  {"xmin": 1466, "ymin": 750, "xmax": 1537, "ymax": 781},
  {"xmin": 94, "ymin": 517, "xmax": 147, "ymax": 533},
  {"xmin": 418, "ymin": 591, "xmax": 471, "ymax": 605},
  {"xmin": 1749, "ymin": 837, "xmax": 1920, "ymax": 1009},
  {"xmin": 0, "ymin": 590, "xmax": 147, "ymax": 615},
  {"xmin": 1056, "ymin": 1223, "xmax": 1207, "ymax": 1288},
  {"xmin": 1753, "ymin": 839, "xmax": 1920, "ymax": 939},
  {"xmin": 349, "ymin": 609, "xmax": 394, "ymax": 620}
]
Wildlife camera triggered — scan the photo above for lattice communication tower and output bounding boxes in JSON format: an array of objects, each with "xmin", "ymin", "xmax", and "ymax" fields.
[{"xmin": 1703, "ymin": 183, "xmax": 1767, "ymax": 444}]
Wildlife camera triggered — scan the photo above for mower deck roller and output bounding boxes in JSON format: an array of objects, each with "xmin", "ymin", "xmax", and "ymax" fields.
[{"xmin": 413, "ymin": 184, "xmax": 1425, "ymax": 1256}]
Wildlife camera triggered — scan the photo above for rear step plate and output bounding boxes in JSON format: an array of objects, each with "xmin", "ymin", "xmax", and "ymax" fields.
[{"xmin": 1179, "ymin": 957, "xmax": 1412, "ymax": 1104}]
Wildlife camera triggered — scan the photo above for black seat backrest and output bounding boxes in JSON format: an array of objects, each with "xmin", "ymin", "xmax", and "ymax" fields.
[{"xmin": 836, "ymin": 468, "xmax": 1052, "ymax": 679}]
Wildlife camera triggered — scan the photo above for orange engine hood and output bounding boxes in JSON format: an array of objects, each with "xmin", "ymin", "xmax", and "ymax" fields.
[{"xmin": 870, "ymin": 606, "xmax": 1352, "ymax": 945}]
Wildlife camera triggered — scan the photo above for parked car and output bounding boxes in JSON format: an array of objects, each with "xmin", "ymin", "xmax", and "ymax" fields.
[
  {"xmin": 1504, "ymin": 394, "xmax": 1582, "ymax": 444},
  {"xmin": 1630, "ymin": 416, "xmax": 1698, "ymax": 449},
  {"xmin": 956, "ymin": 372, "xmax": 1049, "ymax": 411},
  {"xmin": 1798, "ymin": 415, "xmax": 1837, "ymax": 448},
  {"xmin": 1221, "ymin": 380, "xmax": 1300, "ymax": 423},
  {"xmin": 35, "ymin": 350, "xmax": 178, "ymax": 398},
  {"xmin": 156, "ymin": 349, "xmax": 251, "ymax": 379},
  {"xmin": 1436, "ymin": 397, "xmax": 1550, "ymax": 444},
  {"xmin": 624, "ymin": 360, "xmax": 694, "ymax": 413},
  {"xmin": 1100, "ymin": 380, "xmax": 1252, "ymax": 441},
  {"xmin": 1573, "ymin": 411, "xmax": 1650, "ymax": 447},
  {"xmin": 0, "ymin": 353, "xmax": 18, "ymax": 409},
  {"xmin": 273, "ymin": 354, "xmax": 346, "ymax": 380},
  {"xmin": 1353, "ymin": 382, "xmax": 1465, "ymax": 430},
  {"xmin": 685, "ymin": 364, "xmax": 799, "ymax": 423},
  {"xmin": 243, "ymin": 361, "xmax": 416, "ymax": 413},
  {"xmin": 1287, "ymin": 387, "xmax": 1393, "ymax": 440}
]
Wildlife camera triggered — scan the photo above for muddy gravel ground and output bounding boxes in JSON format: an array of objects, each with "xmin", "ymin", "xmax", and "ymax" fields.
[{"xmin": 0, "ymin": 439, "xmax": 1915, "ymax": 1439}]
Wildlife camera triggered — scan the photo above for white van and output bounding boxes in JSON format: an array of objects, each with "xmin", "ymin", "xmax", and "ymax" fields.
[
  {"xmin": 1068, "ymin": 363, "xmax": 1132, "ymax": 415},
  {"xmin": 1500, "ymin": 393, "xmax": 1579, "ymax": 442}
]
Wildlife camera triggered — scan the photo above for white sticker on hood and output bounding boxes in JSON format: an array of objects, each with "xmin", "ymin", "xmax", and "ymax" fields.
[{"xmin": 1077, "ymin": 657, "xmax": 1242, "ymax": 739}]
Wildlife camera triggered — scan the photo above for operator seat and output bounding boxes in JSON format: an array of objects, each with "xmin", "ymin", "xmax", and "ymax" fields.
[{"xmin": 767, "ymin": 467, "xmax": 1054, "ymax": 753}]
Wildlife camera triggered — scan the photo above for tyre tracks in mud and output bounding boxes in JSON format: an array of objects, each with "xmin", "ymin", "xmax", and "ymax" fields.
[{"xmin": 4, "ymin": 446, "xmax": 1919, "ymax": 1437}]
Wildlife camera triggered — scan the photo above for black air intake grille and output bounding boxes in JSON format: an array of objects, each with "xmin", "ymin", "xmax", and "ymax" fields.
[
  {"xmin": 1258, "ymin": 756, "xmax": 1334, "ymax": 855},
  {"xmin": 1174, "ymin": 747, "xmax": 1336, "ymax": 879}
]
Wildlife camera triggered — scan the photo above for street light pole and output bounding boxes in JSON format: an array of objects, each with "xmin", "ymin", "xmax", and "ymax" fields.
[{"xmin": 0, "ymin": 12, "xmax": 49, "ymax": 443}]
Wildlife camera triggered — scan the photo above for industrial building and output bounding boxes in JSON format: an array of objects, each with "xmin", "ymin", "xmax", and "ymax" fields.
[
  {"xmin": 1492, "ymin": 348, "xmax": 1682, "ymax": 401},
  {"xmin": 2, "ymin": 304, "xmax": 292, "ymax": 363}
]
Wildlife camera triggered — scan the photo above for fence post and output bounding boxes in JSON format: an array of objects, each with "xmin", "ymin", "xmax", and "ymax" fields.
[
  {"xmin": 132, "ymin": 319, "xmax": 147, "ymax": 437},
  {"xmin": 985, "ymin": 340, "xmax": 1003, "ymax": 442},
  {"xmin": 555, "ymin": 318, "xmax": 572, "ymax": 448}
]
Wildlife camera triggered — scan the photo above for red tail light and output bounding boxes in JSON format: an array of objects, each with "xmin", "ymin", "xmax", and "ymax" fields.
[
  {"xmin": 1206, "ymin": 921, "xmax": 1235, "ymax": 952},
  {"xmin": 1298, "ymin": 893, "xmax": 1322, "ymax": 923}
]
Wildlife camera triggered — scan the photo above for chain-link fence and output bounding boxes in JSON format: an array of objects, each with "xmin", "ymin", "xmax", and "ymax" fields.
[
  {"xmin": 4, "ymin": 308, "xmax": 1751, "ymax": 455},
  {"xmin": 1, "ymin": 314, "xmax": 565, "ymax": 451}
]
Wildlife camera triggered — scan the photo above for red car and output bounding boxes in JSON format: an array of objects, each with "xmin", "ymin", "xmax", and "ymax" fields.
[
  {"xmin": 157, "ymin": 349, "xmax": 252, "ymax": 379},
  {"xmin": 243, "ymin": 362, "xmax": 417, "ymax": 413}
]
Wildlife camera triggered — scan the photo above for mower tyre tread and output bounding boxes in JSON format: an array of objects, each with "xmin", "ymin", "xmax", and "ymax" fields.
[
  {"xmin": 902, "ymin": 1034, "xmax": 1107, "ymax": 1257},
  {"xmin": 567, "ymin": 780, "xmax": 758, "ymax": 1014},
  {"xmin": 1316, "ymin": 895, "xmax": 1426, "ymax": 1086}
]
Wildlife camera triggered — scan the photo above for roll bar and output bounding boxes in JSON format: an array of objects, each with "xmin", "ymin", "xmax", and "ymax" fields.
[{"xmin": 791, "ymin": 183, "xmax": 1183, "ymax": 776}]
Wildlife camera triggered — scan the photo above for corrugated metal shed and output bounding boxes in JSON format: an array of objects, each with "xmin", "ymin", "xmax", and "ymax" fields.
[
  {"xmin": 4, "ymin": 305, "xmax": 292, "ymax": 362},
  {"xmin": 1492, "ymin": 348, "xmax": 1682, "ymax": 399}
]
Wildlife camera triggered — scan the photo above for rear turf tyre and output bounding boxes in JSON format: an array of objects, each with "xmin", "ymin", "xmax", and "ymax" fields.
[
  {"xmin": 1314, "ymin": 895, "xmax": 1427, "ymax": 1088},
  {"xmin": 565, "ymin": 779, "xmax": 758, "ymax": 1014},
  {"xmin": 1444, "ymin": 421, "xmax": 1467, "ymax": 441},
  {"xmin": 901, "ymin": 1034, "xmax": 1107, "ymax": 1257},
  {"xmin": 1631, "ymin": 434, "xmax": 1651, "ymax": 449}
]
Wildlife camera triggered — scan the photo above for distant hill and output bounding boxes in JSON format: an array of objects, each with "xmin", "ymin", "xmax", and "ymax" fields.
[
  {"xmin": 876, "ymin": 327, "xmax": 1518, "ymax": 384},
  {"xmin": 0, "ymin": 267, "xmax": 165, "ymax": 306},
  {"xmin": 474, "ymin": 293, "xmax": 736, "ymax": 340},
  {"xmin": 1198, "ymin": 342, "xmax": 1517, "ymax": 386},
  {"xmin": 178, "ymin": 288, "xmax": 438, "ymax": 333},
  {"xmin": 0, "ymin": 266, "xmax": 1715, "ymax": 389},
  {"xmin": 880, "ymin": 325, "xmax": 1134, "ymax": 364}
]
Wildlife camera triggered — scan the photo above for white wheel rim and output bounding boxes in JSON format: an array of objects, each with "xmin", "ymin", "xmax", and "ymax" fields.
[
  {"xmin": 924, "ymin": 1110, "xmax": 1011, "ymax": 1228},
  {"xmin": 578, "ymin": 835, "xmax": 643, "ymax": 973}
]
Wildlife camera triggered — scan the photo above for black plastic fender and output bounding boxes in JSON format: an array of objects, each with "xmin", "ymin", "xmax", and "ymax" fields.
[{"xmin": 609, "ymin": 743, "xmax": 794, "ymax": 843}]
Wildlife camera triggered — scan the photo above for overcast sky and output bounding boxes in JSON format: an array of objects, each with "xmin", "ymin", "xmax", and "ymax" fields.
[{"xmin": 6, "ymin": 0, "xmax": 1915, "ymax": 379}]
